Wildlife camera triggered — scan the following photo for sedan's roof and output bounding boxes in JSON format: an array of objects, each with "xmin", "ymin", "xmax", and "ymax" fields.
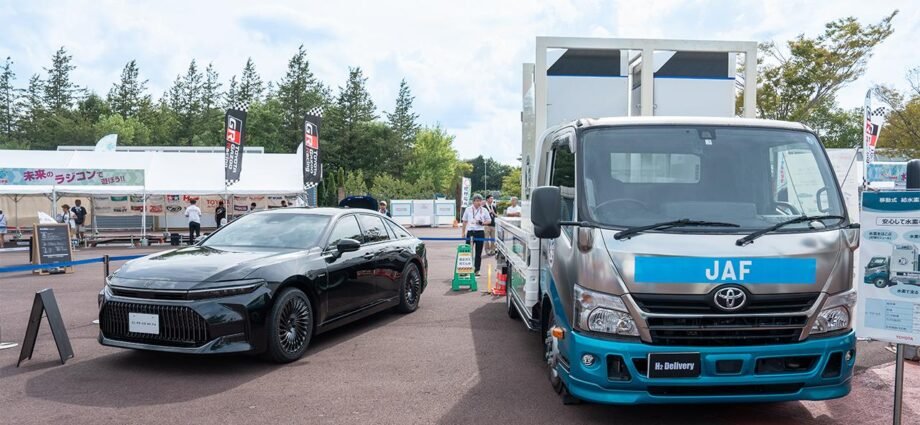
[{"xmin": 252, "ymin": 207, "xmax": 386, "ymax": 218}]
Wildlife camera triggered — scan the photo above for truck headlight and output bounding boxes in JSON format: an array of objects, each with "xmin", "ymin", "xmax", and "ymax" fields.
[
  {"xmin": 811, "ymin": 289, "xmax": 856, "ymax": 335},
  {"xmin": 574, "ymin": 284, "xmax": 638, "ymax": 337}
]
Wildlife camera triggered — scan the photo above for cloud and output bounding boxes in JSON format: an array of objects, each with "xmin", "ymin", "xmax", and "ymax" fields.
[{"xmin": 0, "ymin": 0, "xmax": 917, "ymax": 165}]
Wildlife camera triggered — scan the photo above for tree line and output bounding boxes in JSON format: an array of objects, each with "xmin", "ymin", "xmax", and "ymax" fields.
[{"xmin": 0, "ymin": 45, "xmax": 470, "ymax": 205}]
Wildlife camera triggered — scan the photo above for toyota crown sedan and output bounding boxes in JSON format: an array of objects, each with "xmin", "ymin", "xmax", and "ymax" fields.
[{"xmin": 98, "ymin": 208, "xmax": 427, "ymax": 363}]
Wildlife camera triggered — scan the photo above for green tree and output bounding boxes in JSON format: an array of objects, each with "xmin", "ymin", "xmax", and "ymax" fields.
[
  {"xmin": 799, "ymin": 100, "xmax": 862, "ymax": 148},
  {"xmin": 0, "ymin": 57, "xmax": 18, "ymax": 144},
  {"xmin": 246, "ymin": 97, "xmax": 285, "ymax": 152},
  {"xmin": 465, "ymin": 155, "xmax": 510, "ymax": 193},
  {"xmin": 344, "ymin": 169, "xmax": 368, "ymax": 196},
  {"xmin": 756, "ymin": 12, "xmax": 897, "ymax": 121},
  {"xmin": 277, "ymin": 45, "xmax": 327, "ymax": 153},
  {"xmin": 195, "ymin": 62, "xmax": 223, "ymax": 145},
  {"xmin": 501, "ymin": 167, "xmax": 522, "ymax": 198},
  {"xmin": 324, "ymin": 67, "xmax": 378, "ymax": 172},
  {"xmin": 385, "ymin": 79, "xmax": 419, "ymax": 173},
  {"xmin": 165, "ymin": 60, "xmax": 203, "ymax": 145},
  {"xmin": 107, "ymin": 60, "xmax": 151, "ymax": 118},
  {"xmin": 16, "ymin": 74, "xmax": 47, "ymax": 149},
  {"xmin": 225, "ymin": 75, "xmax": 239, "ymax": 108},
  {"xmin": 95, "ymin": 114, "xmax": 152, "ymax": 146},
  {"xmin": 371, "ymin": 173, "xmax": 416, "ymax": 201},
  {"xmin": 238, "ymin": 58, "xmax": 264, "ymax": 105},
  {"xmin": 873, "ymin": 69, "xmax": 920, "ymax": 158},
  {"xmin": 406, "ymin": 126, "xmax": 463, "ymax": 194},
  {"xmin": 43, "ymin": 47, "xmax": 81, "ymax": 111}
]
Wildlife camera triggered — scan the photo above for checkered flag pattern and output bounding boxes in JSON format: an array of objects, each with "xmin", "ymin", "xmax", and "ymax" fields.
[
  {"xmin": 307, "ymin": 106, "xmax": 323, "ymax": 118},
  {"xmin": 867, "ymin": 106, "xmax": 888, "ymax": 118},
  {"xmin": 231, "ymin": 102, "xmax": 249, "ymax": 113}
]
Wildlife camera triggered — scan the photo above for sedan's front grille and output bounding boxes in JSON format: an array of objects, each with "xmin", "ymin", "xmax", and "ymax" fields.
[
  {"xmin": 647, "ymin": 316, "xmax": 807, "ymax": 346},
  {"xmin": 632, "ymin": 293, "xmax": 819, "ymax": 314},
  {"xmin": 100, "ymin": 301, "xmax": 210, "ymax": 347}
]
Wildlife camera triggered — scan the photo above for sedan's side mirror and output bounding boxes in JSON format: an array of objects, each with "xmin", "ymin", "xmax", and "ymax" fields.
[
  {"xmin": 531, "ymin": 186, "xmax": 561, "ymax": 239},
  {"xmin": 336, "ymin": 238, "xmax": 361, "ymax": 253}
]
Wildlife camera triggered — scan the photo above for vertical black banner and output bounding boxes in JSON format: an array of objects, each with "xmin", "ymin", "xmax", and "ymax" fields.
[
  {"xmin": 303, "ymin": 113, "xmax": 322, "ymax": 187},
  {"xmin": 224, "ymin": 107, "xmax": 248, "ymax": 186}
]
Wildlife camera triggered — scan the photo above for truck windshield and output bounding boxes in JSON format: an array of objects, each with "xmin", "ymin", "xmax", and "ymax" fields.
[{"xmin": 579, "ymin": 125, "xmax": 845, "ymax": 232}]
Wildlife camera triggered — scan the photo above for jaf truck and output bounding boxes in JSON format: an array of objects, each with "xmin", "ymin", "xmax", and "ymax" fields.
[
  {"xmin": 864, "ymin": 244, "xmax": 920, "ymax": 288},
  {"xmin": 495, "ymin": 37, "xmax": 860, "ymax": 404}
]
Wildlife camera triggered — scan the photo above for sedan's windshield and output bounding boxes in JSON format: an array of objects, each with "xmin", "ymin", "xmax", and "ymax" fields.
[
  {"xmin": 201, "ymin": 212, "xmax": 329, "ymax": 249},
  {"xmin": 579, "ymin": 126, "xmax": 845, "ymax": 231}
]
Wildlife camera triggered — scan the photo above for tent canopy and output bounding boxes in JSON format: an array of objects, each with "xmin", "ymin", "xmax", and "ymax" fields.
[{"xmin": 0, "ymin": 149, "xmax": 305, "ymax": 196}]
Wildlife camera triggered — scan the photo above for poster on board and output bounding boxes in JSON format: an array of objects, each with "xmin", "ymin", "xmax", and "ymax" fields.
[{"xmin": 856, "ymin": 190, "xmax": 920, "ymax": 346}]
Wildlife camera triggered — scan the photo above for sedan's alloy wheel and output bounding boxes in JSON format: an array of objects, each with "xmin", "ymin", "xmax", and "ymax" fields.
[{"xmin": 278, "ymin": 296, "xmax": 311, "ymax": 353}]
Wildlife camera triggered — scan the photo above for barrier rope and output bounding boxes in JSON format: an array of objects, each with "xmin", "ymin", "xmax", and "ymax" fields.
[
  {"xmin": 0, "ymin": 239, "xmax": 489, "ymax": 274},
  {"xmin": 0, "ymin": 255, "xmax": 145, "ymax": 274}
]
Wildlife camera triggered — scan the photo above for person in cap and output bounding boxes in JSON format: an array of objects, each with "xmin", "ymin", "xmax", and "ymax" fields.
[
  {"xmin": 378, "ymin": 201, "xmax": 391, "ymax": 217},
  {"xmin": 460, "ymin": 194, "xmax": 491, "ymax": 276}
]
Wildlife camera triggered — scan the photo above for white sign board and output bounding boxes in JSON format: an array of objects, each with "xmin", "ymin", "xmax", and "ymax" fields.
[
  {"xmin": 456, "ymin": 251, "xmax": 474, "ymax": 275},
  {"xmin": 461, "ymin": 177, "xmax": 472, "ymax": 208},
  {"xmin": 856, "ymin": 191, "xmax": 920, "ymax": 345}
]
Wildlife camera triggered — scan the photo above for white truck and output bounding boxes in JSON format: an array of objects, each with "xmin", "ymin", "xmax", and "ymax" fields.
[{"xmin": 495, "ymin": 37, "xmax": 859, "ymax": 404}]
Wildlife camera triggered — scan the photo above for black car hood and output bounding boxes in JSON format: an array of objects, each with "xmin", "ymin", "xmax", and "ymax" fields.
[{"xmin": 111, "ymin": 245, "xmax": 300, "ymax": 289}]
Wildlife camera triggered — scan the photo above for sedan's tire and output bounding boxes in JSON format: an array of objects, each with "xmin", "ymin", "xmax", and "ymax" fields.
[
  {"xmin": 396, "ymin": 263, "xmax": 422, "ymax": 314},
  {"xmin": 265, "ymin": 288, "xmax": 313, "ymax": 363}
]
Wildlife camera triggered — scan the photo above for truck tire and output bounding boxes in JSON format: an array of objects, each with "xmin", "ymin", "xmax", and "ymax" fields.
[
  {"xmin": 507, "ymin": 269, "xmax": 519, "ymax": 319},
  {"xmin": 543, "ymin": 302, "xmax": 581, "ymax": 405},
  {"xmin": 874, "ymin": 278, "xmax": 889, "ymax": 289}
]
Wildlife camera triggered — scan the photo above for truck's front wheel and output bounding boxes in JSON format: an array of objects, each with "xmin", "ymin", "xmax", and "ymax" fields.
[
  {"xmin": 542, "ymin": 302, "xmax": 580, "ymax": 405},
  {"xmin": 874, "ymin": 277, "xmax": 889, "ymax": 288}
]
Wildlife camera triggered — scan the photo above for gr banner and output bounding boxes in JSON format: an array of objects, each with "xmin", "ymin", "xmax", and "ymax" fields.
[
  {"xmin": 863, "ymin": 90, "xmax": 888, "ymax": 175},
  {"xmin": 0, "ymin": 168, "xmax": 144, "ymax": 186},
  {"xmin": 856, "ymin": 191, "xmax": 920, "ymax": 345},
  {"xmin": 224, "ymin": 105, "xmax": 248, "ymax": 186},
  {"xmin": 303, "ymin": 108, "xmax": 323, "ymax": 188}
]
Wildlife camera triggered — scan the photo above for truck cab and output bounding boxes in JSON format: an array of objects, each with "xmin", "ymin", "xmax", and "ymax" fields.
[
  {"xmin": 864, "ymin": 256, "xmax": 890, "ymax": 288},
  {"xmin": 524, "ymin": 116, "xmax": 859, "ymax": 404}
]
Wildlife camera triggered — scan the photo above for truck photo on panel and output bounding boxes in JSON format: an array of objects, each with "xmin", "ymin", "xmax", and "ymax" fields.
[{"xmin": 856, "ymin": 191, "xmax": 920, "ymax": 346}]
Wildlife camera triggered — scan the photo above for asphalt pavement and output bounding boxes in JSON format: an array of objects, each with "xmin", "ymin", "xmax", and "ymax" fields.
[{"xmin": 0, "ymin": 227, "xmax": 917, "ymax": 425}]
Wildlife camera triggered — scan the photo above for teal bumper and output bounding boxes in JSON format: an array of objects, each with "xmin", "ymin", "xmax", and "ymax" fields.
[{"xmin": 559, "ymin": 329, "xmax": 856, "ymax": 404}]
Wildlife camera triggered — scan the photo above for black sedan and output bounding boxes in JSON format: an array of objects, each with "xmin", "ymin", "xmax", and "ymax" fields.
[{"xmin": 98, "ymin": 208, "xmax": 427, "ymax": 362}]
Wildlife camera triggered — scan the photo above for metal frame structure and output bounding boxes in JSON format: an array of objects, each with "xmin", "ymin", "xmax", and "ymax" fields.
[{"xmin": 533, "ymin": 36, "xmax": 759, "ymax": 133}]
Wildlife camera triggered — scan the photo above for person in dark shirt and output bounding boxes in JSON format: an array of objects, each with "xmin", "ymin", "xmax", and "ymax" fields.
[
  {"xmin": 71, "ymin": 199, "xmax": 88, "ymax": 241},
  {"xmin": 215, "ymin": 201, "xmax": 227, "ymax": 226}
]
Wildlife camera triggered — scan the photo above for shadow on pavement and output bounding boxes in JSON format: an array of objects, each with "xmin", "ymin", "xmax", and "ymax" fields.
[
  {"xmin": 18, "ymin": 308, "xmax": 404, "ymax": 408},
  {"xmin": 437, "ymin": 302, "xmax": 841, "ymax": 425}
]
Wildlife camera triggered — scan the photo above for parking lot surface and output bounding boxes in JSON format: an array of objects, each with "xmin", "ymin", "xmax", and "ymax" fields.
[{"xmin": 0, "ymin": 227, "xmax": 917, "ymax": 424}]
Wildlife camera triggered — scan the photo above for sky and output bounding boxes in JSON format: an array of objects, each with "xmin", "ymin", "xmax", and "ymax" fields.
[{"xmin": 1, "ymin": 0, "xmax": 918, "ymax": 164}]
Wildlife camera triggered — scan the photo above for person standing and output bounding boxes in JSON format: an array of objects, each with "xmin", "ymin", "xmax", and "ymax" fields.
[
  {"xmin": 185, "ymin": 199, "xmax": 202, "ymax": 245},
  {"xmin": 378, "ymin": 201, "xmax": 391, "ymax": 217},
  {"xmin": 71, "ymin": 199, "xmax": 88, "ymax": 241},
  {"xmin": 505, "ymin": 196, "xmax": 522, "ymax": 217},
  {"xmin": 0, "ymin": 209, "xmax": 7, "ymax": 248},
  {"xmin": 280, "ymin": 200, "xmax": 288, "ymax": 208},
  {"xmin": 483, "ymin": 194, "xmax": 497, "ymax": 255},
  {"xmin": 461, "ymin": 194, "xmax": 491, "ymax": 276},
  {"xmin": 215, "ymin": 201, "xmax": 227, "ymax": 227}
]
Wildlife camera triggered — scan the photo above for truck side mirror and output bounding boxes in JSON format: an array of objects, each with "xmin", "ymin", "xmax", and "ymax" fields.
[
  {"xmin": 816, "ymin": 187, "xmax": 829, "ymax": 213},
  {"xmin": 531, "ymin": 186, "xmax": 562, "ymax": 239}
]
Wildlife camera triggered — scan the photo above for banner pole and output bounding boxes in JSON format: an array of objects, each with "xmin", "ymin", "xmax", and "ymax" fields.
[{"xmin": 893, "ymin": 344, "xmax": 904, "ymax": 425}]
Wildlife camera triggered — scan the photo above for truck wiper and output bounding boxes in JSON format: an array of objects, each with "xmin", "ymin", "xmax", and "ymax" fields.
[
  {"xmin": 735, "ymin": 215, "xmax": 846, "ymax": 247},
  {"xmin": 613, "ymin": 219, "xmax": 740, "ymax": 240}
]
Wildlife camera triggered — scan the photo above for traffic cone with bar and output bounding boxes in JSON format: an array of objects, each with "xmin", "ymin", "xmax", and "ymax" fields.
[{"xmin": 493, "ymin": 270, "xmax": 507, "ymax": 296}]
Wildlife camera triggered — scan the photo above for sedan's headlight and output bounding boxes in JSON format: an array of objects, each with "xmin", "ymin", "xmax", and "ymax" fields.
[
  {"xmin": 187, "ymin": 279, "xmax": 265, "ymax": 300},
  {"xmin": 574, "ymin": 284, "xmax": 638, "ymax": 337},
  {"xmin": 811, "ymin": 289, "xmax": 856, "ymax": 335}
]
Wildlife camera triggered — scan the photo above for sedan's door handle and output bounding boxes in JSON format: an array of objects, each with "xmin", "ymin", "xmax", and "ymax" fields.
[{"xmin": 362, "ymin": 252, "xmax": 376, "ymax": 259}]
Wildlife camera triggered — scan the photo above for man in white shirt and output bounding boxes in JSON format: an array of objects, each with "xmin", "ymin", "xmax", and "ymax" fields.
[
  {"xmin": 461, "ymin": 194, "xmax": 491, "ymax": 276},
  {"xmin": 505, "ymin": 196, "xmax": 522, "ymax": 217},
  {"xmin": 185, "ymin": 199, "xmax": 202, "ymax": 245}
]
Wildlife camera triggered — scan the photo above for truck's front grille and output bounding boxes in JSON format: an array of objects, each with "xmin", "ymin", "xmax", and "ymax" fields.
[
  {"xmin": 100, "ymin": 301, "xmax": 210, "ymax": 347},
  {"xmin": 632, "ymin": 293, "xmax": 819, "ymax": 314},
  {"xmin": 647, "ymin": 316, "xmax": 807, "ymax": 346}
]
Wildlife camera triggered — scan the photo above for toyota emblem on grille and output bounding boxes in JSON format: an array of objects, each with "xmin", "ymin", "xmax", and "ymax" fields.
[{"xmin": 713, "ymin": 286, "xmax": 746, "ymax": 311}]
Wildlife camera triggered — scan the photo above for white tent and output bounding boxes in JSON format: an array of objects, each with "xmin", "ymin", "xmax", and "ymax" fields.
[
  {"xmin": 0, "ymin": 149, "xmax": 304, "ymax": 196},
  {"xmin": 0, "ymin": 149, "xmax": 307, "ymax": 240}
]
